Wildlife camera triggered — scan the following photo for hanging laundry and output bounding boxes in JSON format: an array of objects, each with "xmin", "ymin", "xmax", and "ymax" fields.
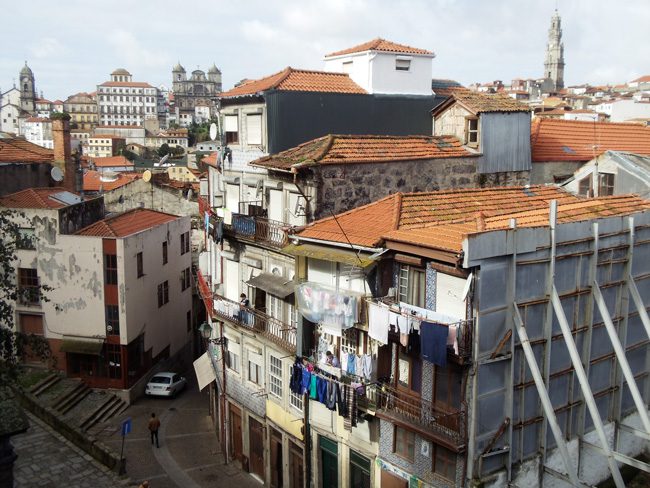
[
  {"xmin": 301, "ymin": 367, "xmax": 311, "ymax": 395},
  {"xmin": 317, "ymin": 377, "xmax": 328, "ymax": 404},
  {"xmin": 400, "ymin": 333, "xmax": 409, "ymax": 348},
  {"xmin": 355, "ymin": 355, "xmax": 363, "ymax": 377},
  {"xmin": 326, "ymin": 380, "xmax": 337, "ymax": 411},
  {"xmin": 336, "ymin": 384, "xmax": 348, "ymax": 418},
  {"xmin": 368, "ymin": 302, "xmax": 390, "ymax": 344},
  {"xmin": 389, "ymin": 311, "xmax": 400, "ymax": 334},
  {"xmin": 347, "ymin": 353, "xmax": 356, "ymax": 375},
  {"xmin": 290, "ymin": 363, "xmax": 303, "ymax": 394},
  {"xmin": 420, "ymin": 321, "xmax": 448, "ymax": 367},
  {"xmin": 362, "ymin": 355, "xmax": 373, "ymax": 380},
  {"xmin": 340, "ymin": 351, "xmax": 349, "ymax": 373},
  {"xmin": 309, "ymin": 375, "xmax": 318, "ymax": 399},
  {"xmin": 407, "ymin": 326, "xmax": 421, "ymax": 355},
  {"xmin": 223, "ymin": 209, "xmax": 233, "ymax": 225},
  {"xmin": 448, "ymin": 323, "xmax": 459, "ymax": 355}
]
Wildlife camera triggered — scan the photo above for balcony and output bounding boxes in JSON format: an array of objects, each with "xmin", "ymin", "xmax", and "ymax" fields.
[
  {"xmin": 365, "ymin": 384, "xmax": 466, "ymax": 449},
  {"xmin": 224, "ymin": 214, "xmax": 289, "ymax": 249},
  {"xmin": 212, "ymin": 293, "xmax": 296, "ymax": 354}
]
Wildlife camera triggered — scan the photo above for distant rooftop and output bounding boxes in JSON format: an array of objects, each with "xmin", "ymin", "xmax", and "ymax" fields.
[
  {"xmin": 76, "ymin": 208, "xmax": 179, "ymax": 238},
  {"xmin": 0, "ymin": 188, "xmax": 83, "ymax": 209},
  {"xmin": 325, "ymin": 38, "xmax": 434, "ymax": 57}
]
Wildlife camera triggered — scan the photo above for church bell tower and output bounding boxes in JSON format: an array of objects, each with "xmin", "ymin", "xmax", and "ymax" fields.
[{"xmin": 544, "ymin": 10, "xmax": 565, "ymax": 91}]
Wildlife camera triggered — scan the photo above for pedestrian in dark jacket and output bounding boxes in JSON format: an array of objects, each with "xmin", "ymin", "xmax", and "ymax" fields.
[{"xmin": 148, "ymin": 413, "xmax": 161, "ymax": 448}]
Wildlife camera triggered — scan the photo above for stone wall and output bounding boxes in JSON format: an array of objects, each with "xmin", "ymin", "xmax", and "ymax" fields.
[
  {"xmin": 0, "ymin": 163, "xmax": 54, "ymax": 197},
  {"xmin": 530, "ymin": 161, "xmax": 582, "ymax": 184},
  {"xmin": 225, "ymin": 369, "xmax": 266, "ymax": 418},
  {"xmin": 313, "ymin": 159, "xmax": 530, "ymax": 219}
]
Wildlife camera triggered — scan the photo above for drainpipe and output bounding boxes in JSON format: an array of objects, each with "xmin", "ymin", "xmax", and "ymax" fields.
[{"xmin": 221, "ymin": 320, "xmax": 229, "ymax": 464}]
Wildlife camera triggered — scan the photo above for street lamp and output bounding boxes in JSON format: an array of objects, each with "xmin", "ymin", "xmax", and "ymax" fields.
[{"xmin": 198, "ymin": 322, "xmax": 227, "ymax": 346}]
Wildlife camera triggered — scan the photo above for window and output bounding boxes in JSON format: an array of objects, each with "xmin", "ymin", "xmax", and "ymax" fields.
[
  {"xmin": 18, "ymin": 268, "xmax": 40, "ymax": 305},
  {"xmin": 398, "ymin": 265, "xmax": 426, "ymax": 308},
  {"xmin": 17, "ymin": 228, "xmax": 36, "ymax": 250},
  {"xmin": 465, "ymin": 117, "xmax": 479, "ymax": 146},
  {"xmin": 433, "ymin": 444, "xmax": 456, "ymax": 481},
  {"xmin": 434, "ymin": 365, "xmax": 462, "ymax": 409},
  {"xmin": 105, "ymin": 254, "xmax": 118, "ymax": 284},
  {"xmin": 349, "ymin": 450, "xmax": 371, "ymax": 488},
  {"xmin": 246, "ymin": 114, "xmax": 262, "ymax": 145},
  {"xmin": 249, "ymin": 360, "xmax": 261, "ymax": 385},
  {"xmin": 136, "ymin": 252, "xmax": 143, "ymax": 277},
  {"xmin": 394, "ymin": 426, "xmax": 415, "ymax": 461},
  {"xmin": 578, "ymin": 175, "xmax": 593, "ymax": 196},
  {"xmin": 186, "ymin": 310, "xmax": 192, "ymax": 333},
  {"xmin": 598, "ymin": 173, "xmax": 615, "ymax": 196},
  {"xmin": 180, "ymin": 231, "xmax": 190, "ymax": 255},
  {"xmin": 269, "ymin": 355, "xmax": 283, "ymax": 399},
  {"xmin": 106, "ymin": 305, "xmax": 120, "ymax": 335},
  {"xmin": 224, "ymin": 115, "xmax": 238, "ymax": 144},
  {"xmin": 157, "ymin": 280, "xmax": 169, "ymax": 307},
  {"xmin": 228, "ymin": 350, "xmax": 240, "ymax": 373},
  {"xmin": 181, "ymin": 267, "xmax": 191, "ymax": 291},
  {"xmin": 395, "ymin": 58, "xmax": 411, "ymax": 71},
  {"xmin": 342, "ymin": 60, "xmax": 353, "ymax": 73}
]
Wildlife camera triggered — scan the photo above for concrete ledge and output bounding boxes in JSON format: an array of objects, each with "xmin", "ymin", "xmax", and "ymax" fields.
[{"xmin": 14, "ymin": 388, "xmax": 123, "ymax": 474}]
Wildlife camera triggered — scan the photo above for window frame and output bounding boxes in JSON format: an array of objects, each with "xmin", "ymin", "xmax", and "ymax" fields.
[
  {"xmin": 18, "ymin": 268, "xmax": 40, "ymax": 305},
  {"xmin": 432, "ymin": 443, "xmax": 457, "ymax": 481},
  {"xmin": 136, "ymin": 252, "xmax": 144, "ymax": 278},
  {"xmin": 105, "ymin": 304, "xmax": 120, "ymax": 335},
  {"xmin": 393, "ymin": 426, "xmax": 416, "ymax": 462},
  {"xmin": 157, "ymin": 280, "xmax": 169, "ymax": 307},
  {"xmin": 248, "ymin": 360, "xmax": 261, "ymax": 385},
  {"xmin": 105, "ymin": 254, "xmax": 118, "ymax": 285},
  {"xmin": 398, "ymin": 264, "xmax": 426, "ymax": 308},
  {"xmin": 465, "ymin": 116, "xmax": 479, "ymax": 147},
  {"xmin": 598, "ymin": 173, "xmax": 615, "ymax": 196},
  {"xmin": 268, "ymin": 354, "xmax": 283, "ymax": 400}
]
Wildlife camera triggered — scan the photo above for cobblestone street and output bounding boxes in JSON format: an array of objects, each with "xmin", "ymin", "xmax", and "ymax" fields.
[{"xmin": 13, "ymin": 412, "xmax": 128, "ymax": 488}]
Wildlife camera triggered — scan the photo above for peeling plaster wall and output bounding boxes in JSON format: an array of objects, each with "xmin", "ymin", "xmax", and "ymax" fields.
[
  {"xmin": 121, "ymin": 216, "xmax": 192, "ymax": 357},
  {"xmin": 100, "ymin": 179, "xmax": 199, "ymax": 217}
]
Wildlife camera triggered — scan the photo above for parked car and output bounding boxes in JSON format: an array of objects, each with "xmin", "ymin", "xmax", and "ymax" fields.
[{"xmin": 145, "ymin": 372, "xmax": 187, "ymax": 398}]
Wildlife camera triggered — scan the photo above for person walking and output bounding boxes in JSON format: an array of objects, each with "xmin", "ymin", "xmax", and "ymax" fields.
[
  {"xmin": 148, "ymin": 413, "xmax": 161, "ymax": 448},
  {"xmin": 138, "ymin": 481, "xmax": 150, "ymax": 488}
]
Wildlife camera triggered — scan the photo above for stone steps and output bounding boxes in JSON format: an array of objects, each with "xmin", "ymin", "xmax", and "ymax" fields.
[
  {"xmin": 29, "ymin": 372, "xmax": 62, "ymax": 397},
  {"xmin": 79, "ymin": 394, "xmax": 127, "ymax": 432},
  {"xmin": 53, "ymin": 380, "xmax": 91, "ymax": 414}
]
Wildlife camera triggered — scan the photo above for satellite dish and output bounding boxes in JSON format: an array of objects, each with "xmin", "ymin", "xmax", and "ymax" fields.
[
  {"xmin": 143, "ymin": 170, "xmax": 152, "ymax": 182},
  {"xmin": 209, "ymin": 123, "xmax": 218, "ymax": 141},
  {"xmin": 51, "ymin": 166, "xmax": 64, "ymax": 182},
  {"xmin": 160, "ymin": 154, "xmax": 170, "ymax": 166}
]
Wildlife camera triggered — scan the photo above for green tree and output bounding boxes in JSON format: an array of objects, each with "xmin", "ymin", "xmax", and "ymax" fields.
[
  {"xmin": 157, "ymin": 143, "xmax": 170, "ymax": 157},
  {"xmin": 0, "ymin": 211, "xmax": 52, "ymax": 383}
]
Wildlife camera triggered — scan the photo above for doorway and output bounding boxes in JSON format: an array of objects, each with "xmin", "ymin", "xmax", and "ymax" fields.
[
  {"xmin": 249, "ymin": 417, "xmax": 265, "ymax": 479},
  {"xmin": 229, "ymin": 404, "xmax": 243, "ymax": 462}
]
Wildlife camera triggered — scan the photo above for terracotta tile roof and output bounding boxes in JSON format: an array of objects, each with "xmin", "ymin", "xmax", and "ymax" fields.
[
  {"xmin": 251, "ymin": 134, "xmax": 474, "ymax": 171},
  {"xmin": 325, "ymin": 38, "xmax": 433, "ymax": 57},
  {"xmin": 25, "ymin": 117, "xmax": 52, "ymax": 123},
  {"xmin": 90, "ymin": 156, "xmax": 133, "ymax": 167},
  {"xmin": 83, "ymin": 170, "xmax": 140, "ymax": 192},
  {"xmin": 0, "ymin": 187, "xmax": 82, "ymax": 209},
  {"xmin": 35, "ymin": 98, "xmax": 52, "ymax": 104},
  {"xmin": 219, "ymin": 67, "xmax": 366, "ymax": 98},
  {"xmin": 298, "ymin": 186, "xmax": 580, "ymax": 248},
  {"xmin": 431, "ymin": 79, "xmax": 464, "ymax": 97},
  {"xmin": 531, "ymin": 118, "xmax": 650, "ymax": 162},
  {"xmin": 76, "ymin": 208, "xmax": 179, "ymax": 238},
  {"xmin": 0, "ymin": 136, "xmax": 53, "ymax": 163},
  {"xmin": 99, "ymin": 81, "xmax": 154, "ymax": 88},
  {"xmin": 201, "ymin": 152, "xmax": 218, "ymax": 167},
  {"xmin": 299, "ymin": 186, "xmax": 650, "ymax": 255},
  {"xmin": 630, "ymin": 75, "xmax": 650, "ymax": 83},
  {"xmin": 298, "ymin": 193, "xmax": 401, "ymax": 248},
  {"xmin": 90, "ymin": 134, "xmax": 126, "ymax": 140},
  {"xmin": 95, "ymin": 125, "xmax": 144, "ymax": 129},
  {"xmin": 432, "ymin": 88, "xmax": 530, "ymax": 115}
]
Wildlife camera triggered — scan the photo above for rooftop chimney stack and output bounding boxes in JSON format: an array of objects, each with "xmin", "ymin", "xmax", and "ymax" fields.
[{"xmin": 52, "ymin": 117, "xmax": 79, "ymax": 192}]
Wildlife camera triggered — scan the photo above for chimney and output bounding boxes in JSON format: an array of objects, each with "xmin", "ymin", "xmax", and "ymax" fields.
[
  {"xmin": 52, "ymin": 116, "xmax": 79, "ymax": 192},
  {"xmin": 476, "ymin": 211, "xmax": 486, "ymax": 232}
]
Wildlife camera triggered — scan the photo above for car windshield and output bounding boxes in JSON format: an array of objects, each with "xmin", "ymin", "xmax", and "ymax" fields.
[{"xmin": 150, "ymin": 376, "xmax": 171, "ymax": 384}]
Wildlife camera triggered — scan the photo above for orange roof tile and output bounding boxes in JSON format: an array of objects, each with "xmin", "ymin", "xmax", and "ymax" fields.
[
  {"xmin": 531, "ymin": 118, "xmax": 650, "ymax": 162},
  {"xmin": 90, "ymin": 134, "xmax": 126, "ymax": 140},
  {"xmin": 630, "ymin": 75, "xmax": 650, "ymax": 83},
  {"xmin": 251, "ymin": 134, "xmax": 474, "ymax": 171},
  {"xmin": 90, "ymin": 156, "xmax": 133, "ymax": 167},
  {"xmin": 0, "ymin": 136, "xmax": 53, "ymax": 163},
  {"xmin": 325, "ymin": 38, "xmax": 433, "ymax": 57},
  {"xmin": 219, "ymin": 67, "xmax": 366, "ymax": 98},
  {"xmin": 83, "ymin": 170, "xmax": 140, "ymax": 192},
  {"xmin": 299, "ymin": 186, "xmax": 650, "ymax": 255},
  {"xmin": 201, "ymin": 152, "xmax": 218, "ymax": 168},
  {"xmin": 432, "ymin": 88, "xmax": 530, "ymax": 115},
  {"xmin": 25, "ymin": 117, "xmax": 52, "ymax": 123},
  {"xmin": 76, "ymin": 208, "xmax": 179, "ymax": 238},
  {"xmin": 0, "ymin": 187, "xmax": 82, "ymax": 209},
  {"xmin": 299, "ymin": 186, "xmax": 579, "ymax": 249}
]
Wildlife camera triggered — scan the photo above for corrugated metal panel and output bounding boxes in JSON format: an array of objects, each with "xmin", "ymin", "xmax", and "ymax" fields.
[
  {"xmin": 479, "ymin": 112, "xmax": 532, "ymax": 174},
  {"xmin": 266, "ymin": 91, "xmax": 439, "ymax": 154}
]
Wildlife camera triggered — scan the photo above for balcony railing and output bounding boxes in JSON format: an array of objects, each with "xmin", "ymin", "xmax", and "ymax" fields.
[
  {"xmin": 366, "ymin": 384, "xmax": 466, "ymax": 447},
  {"xmin": 212, "ymin": 293, "xmax": 296, "ymax": 353},
  {"xmin": 224, "ymin": 214, "xmax": 289, "ymax": 249}
]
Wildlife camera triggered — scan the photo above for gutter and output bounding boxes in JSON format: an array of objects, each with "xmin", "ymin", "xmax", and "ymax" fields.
[{"xmin": 289, "ymin": 234, "xmax": 383, "ymax": 254}]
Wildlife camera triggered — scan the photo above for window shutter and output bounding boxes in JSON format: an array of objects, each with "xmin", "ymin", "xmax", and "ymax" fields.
[
  {"xmin": 224, "ymin": 115, "xmax": 238, "ymax": 132},
  {"xmin": 246, "ymin": 114, "xmax": 262, "ymax": 145}
]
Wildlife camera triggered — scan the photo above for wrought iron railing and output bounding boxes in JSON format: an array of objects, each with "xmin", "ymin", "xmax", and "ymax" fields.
[
  {"xmin": 212, "ymin": 293, "xmax": 296, "ymax": 353},
  {"xmin": 224, "ymin": 214, "xmax": 289, "ymax": 249},
  {"xmin": 366, "ymin": 384, "xmax": 466, "ymax": 447}
]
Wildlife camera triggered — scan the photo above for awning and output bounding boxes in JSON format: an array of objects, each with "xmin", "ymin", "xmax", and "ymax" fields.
[
  {"xmin": 282, "ymin": 243, "xmax": 376, "ymax": 268},
  {"xmin": 59, "ymin": 338, "xmax": 104, "ymax": 356},
  {"xmin": 193, "ymin": 352, "xmax": 217, "ymax": 391},
  {"xmin": 245, "ymin": 273, "xmax": 297, "ymax": 299}
]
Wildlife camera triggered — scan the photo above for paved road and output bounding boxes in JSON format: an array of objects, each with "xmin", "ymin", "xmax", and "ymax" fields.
[
  {"xmin": 93, "ymin": 374, "xmax": 260, "ymax": 488},
  {"xmin": 13, "ymin": 412, "xmax": 128, "ymax": 488}
]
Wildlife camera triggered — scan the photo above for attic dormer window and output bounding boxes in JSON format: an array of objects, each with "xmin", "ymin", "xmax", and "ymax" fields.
[
  {"xmin": 395, "ymin": 56, "xmax": 412, "ymax": 72},
  {"xmin": 465, "ymin": 117, "xmax": 479, "ymax": 147}
]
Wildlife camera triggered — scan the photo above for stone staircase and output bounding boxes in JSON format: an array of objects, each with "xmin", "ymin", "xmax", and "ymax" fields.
[{"xmin": 30, "ymin": 373, "xmax": 128, "ymax": 432}]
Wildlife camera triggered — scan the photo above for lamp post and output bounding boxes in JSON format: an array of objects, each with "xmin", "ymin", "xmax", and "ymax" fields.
[{"xmin": 198, "ymin": 321, "xmax": 227, "ymax": 346}]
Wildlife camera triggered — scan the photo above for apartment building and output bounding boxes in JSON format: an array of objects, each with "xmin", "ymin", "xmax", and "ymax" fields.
[{"xmin": 97, "ymin": 69, "xmax": 158, "ymax": 127}]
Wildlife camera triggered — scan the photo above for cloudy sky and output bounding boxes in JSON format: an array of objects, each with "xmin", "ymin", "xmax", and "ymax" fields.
[{"xmin": 2, "ymin": 0, "xmax": 648, "ymax": 100}]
